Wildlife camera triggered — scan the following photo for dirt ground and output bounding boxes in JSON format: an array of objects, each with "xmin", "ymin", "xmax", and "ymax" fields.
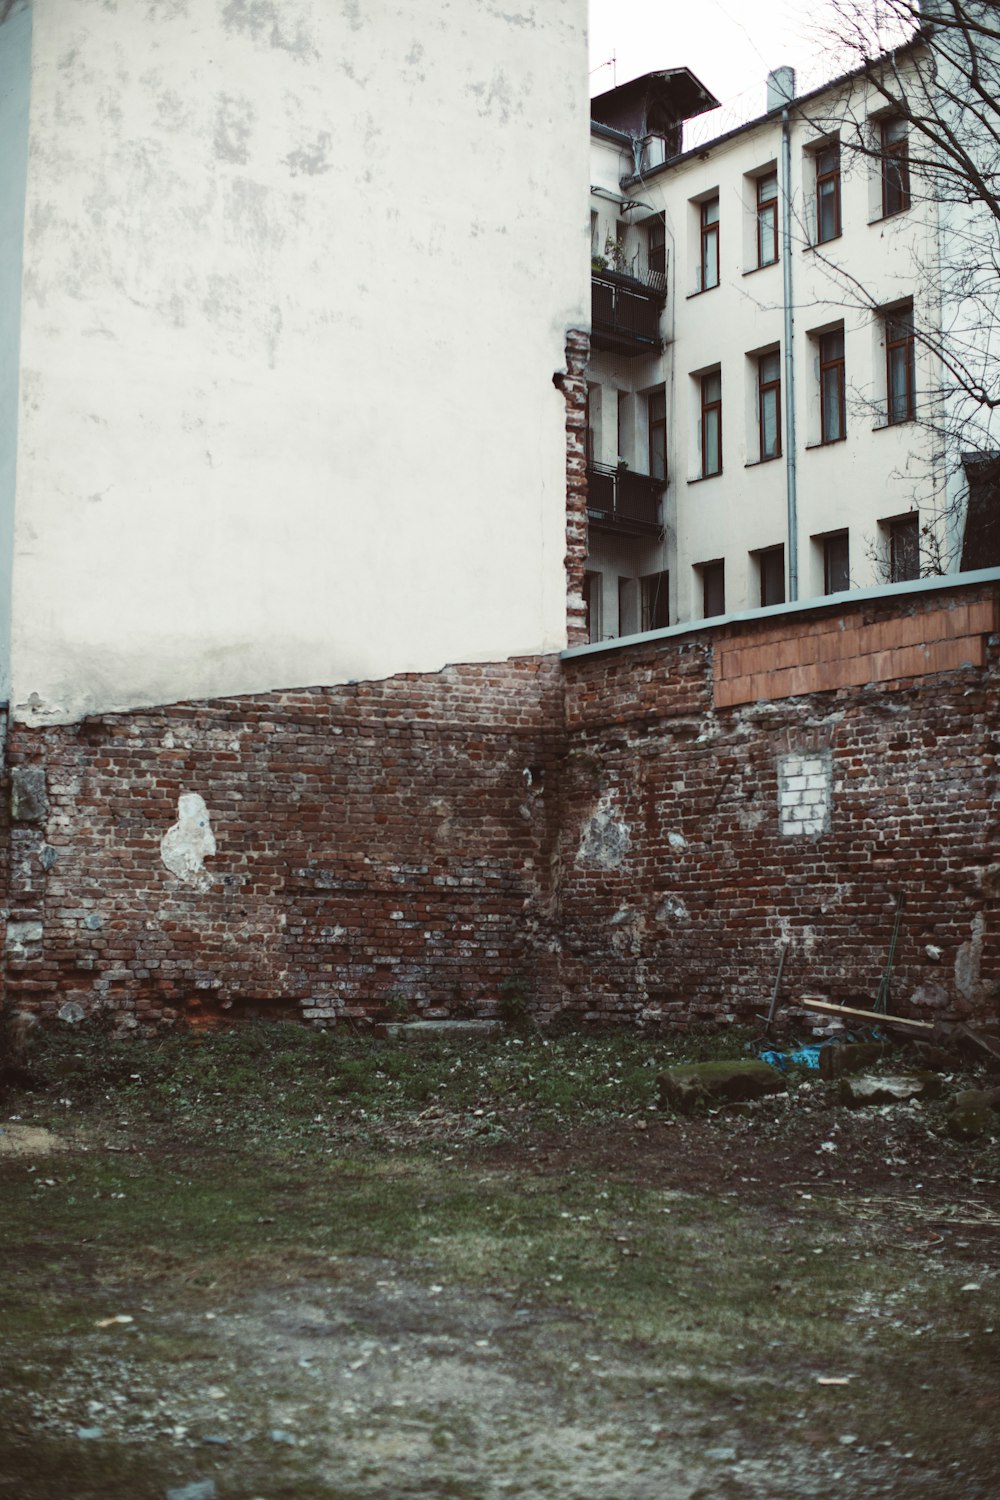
[{"xmin": 1, "ymin": 1026, "xmax": 998, "ymax": 1500}]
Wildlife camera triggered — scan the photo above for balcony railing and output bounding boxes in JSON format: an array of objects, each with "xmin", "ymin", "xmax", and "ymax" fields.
[
  {"xmin": 590, "ymin": 266, "xmax": 666, "ymax": 357},
  {"xmin": 586, "ymin": 461, "xmax": 665, "ymax": 537}
]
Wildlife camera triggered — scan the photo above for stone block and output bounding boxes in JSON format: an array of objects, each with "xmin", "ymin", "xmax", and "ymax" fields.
[
  {"xmin": 657, "ymin": 1059, "xmax": 786, "ymax": 1115},
  {"xmin": 10, "ymin": 766, "xmax": 48, "ymax": 823}
]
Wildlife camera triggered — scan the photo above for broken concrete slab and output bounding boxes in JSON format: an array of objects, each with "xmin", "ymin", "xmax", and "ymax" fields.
[
  {"xmin": 838, "ymin": 1073, "xmax": 944, "ymax": 1108},
  {"xmin": 382, "ymin": 1020, "xmax": 503, "ymax": 1041},
  {"xmin": 818, "ymin": 1042, "xmax": 888, "ymax": 1080},
  {"xmin": 945, "ymin": 1087, "xmax": 1000, "ymax": 1141},
  {"xmin": 657, "ymin": 1060, "xmax": 785, "ymax": 1115}
]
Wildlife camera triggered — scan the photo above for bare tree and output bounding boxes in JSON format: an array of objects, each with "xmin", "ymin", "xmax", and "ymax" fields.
[{"xmin": 801, "ymin": 0, "xmax": 1000, "ymax": 574}]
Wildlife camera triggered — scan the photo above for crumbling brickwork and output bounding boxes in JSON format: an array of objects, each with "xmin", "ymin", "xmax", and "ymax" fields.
[
  {"xmin": 559, "ymin": 329, "xmax": 591, "ymax": 649},
  {"xmin": 3, "ymin": 582, "xmax": 997, "ymax": 1032},
  {"xmin": 4, "ymin": 661, "xmax": 564, "ymax": 1029},
  {"xmin": 558, "ymin": 583, "xmax": 999, "ymax": 1028}
]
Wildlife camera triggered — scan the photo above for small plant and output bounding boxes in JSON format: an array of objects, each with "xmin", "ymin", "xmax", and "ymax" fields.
[
  {"xmin": 384, "ymin": 993, "xmax": 412, "ymax": 1023},
  {"xmin": 497, "ymin": 974, "xmax": 532, "ymax": 1033}
]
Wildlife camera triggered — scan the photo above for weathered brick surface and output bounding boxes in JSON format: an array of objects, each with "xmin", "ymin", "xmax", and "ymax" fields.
[
  {"xmin": 715, "ymin": 594, "xmax": 997, "ymax": 706},
  {"xmin": 559, "ymin": 583, "xmax": 1000, "ymax": 1029},
  {"xmin": 3, "ymin": 583, "xmax": 997, "ymax": 1032},
  {"xmin": 559, "ymin": 329, "xmax": 590, "ymax": 649},
  {"xmin": 3, "ymin": 660, "xmax": 565, "ymax": 1029}
]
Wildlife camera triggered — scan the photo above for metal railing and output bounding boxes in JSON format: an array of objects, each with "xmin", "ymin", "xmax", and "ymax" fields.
[
  {"xmin": 586, "ymin": 461, "xmax": 664, "ymax": 535},
  {"xmin": 590, "ymin": 269, "xmax": 665, "ymax": 355}
]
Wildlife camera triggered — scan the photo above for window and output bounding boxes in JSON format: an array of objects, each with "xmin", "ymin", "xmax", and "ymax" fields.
[
  {"xmin": 647, "ymin": 386, "xmax": 667, "ymax": 479},
  {"xmin": 819, "ymin": 328, "xmax": 846, "ymax": 443},
  {"xmin": 617, "ymin": 390, "xmax": 631, "ymax": 464},
  {"xmin": 756, "ymin": 172, "xmax": 778, "ymax": 267},
  {"xmin": 822, "ymin": 531, "xmax": 850, "ymax": 593},
  {"xmin": 881, "ymin": 117, "xmax": 910, "ymax": 217},
  {"xmin": 700, "ymin": 197, "xmax": 719, "ymax": 290},
  {"xmin": 645, "ymin": 217, "xmax": 666, "ymax": 277},
  {"xmin": 583, "ymin": 570, "xmax": 603, "ymax": 642},
  {"xmin": 758, "ymin": 349, "xmax": 782, "ymax": 460},
  {"xmin": 885, "ymin": 303, "xmax": 915, "ymax": 424},
  {"xmin": 757, "ymin": 545, "xmax": 785, "ymax": 606},
  {"xmin": 815, "ymin": 144, "xmax": 841, "ymax": 243},
  {"xmin": 700, "ymin": 369, "xmax": 722, "ymax": 477},
  {"xmin": 888, "ymin": 514, "xmax": 919, "ymax": 581},
  {"xmin": 700, "ymin": 560, "xmax": 725, "ymax": 618},
  {"xmin": 641, "ymin": 571, "xmax": 670, "ymax": 631}
]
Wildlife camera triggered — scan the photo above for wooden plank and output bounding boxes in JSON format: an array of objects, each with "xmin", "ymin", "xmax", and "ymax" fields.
[{"xmin": 799, "ymin": 997, "xmax": 935, "ymax": 1032}]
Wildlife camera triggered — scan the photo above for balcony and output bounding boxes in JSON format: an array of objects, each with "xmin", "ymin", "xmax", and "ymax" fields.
[
  {"xmin": 586, "ymin": 461, "xmax": 665, "ymax": 537},
  {"xmin": 590, "ymin": 266, "xmax": 666, "ymax": 357}
]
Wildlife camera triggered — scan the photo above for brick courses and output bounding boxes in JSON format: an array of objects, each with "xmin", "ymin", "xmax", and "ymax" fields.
[{"xmin": 2, "ymin": 581, "xmax": 997, "ymax": 1032}]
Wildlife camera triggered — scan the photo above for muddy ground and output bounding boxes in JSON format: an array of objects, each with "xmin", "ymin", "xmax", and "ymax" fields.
[{"xmin": 1, "ymin": 1025, "xmax": 998, "ymax": 1499}]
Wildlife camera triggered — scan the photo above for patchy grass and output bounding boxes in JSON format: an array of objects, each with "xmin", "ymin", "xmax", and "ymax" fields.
[{"xmin": 2, "ymin": 1023, "xmax": 999, "ymax": 1498}]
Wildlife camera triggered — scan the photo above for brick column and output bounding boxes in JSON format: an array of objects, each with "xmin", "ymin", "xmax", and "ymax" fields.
[{"xmin": 558, "ymin": 329, "xmax": 590, "ymax": 647}]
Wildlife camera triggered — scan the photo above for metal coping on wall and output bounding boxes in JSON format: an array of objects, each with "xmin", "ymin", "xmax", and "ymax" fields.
[{"xmin": 560, "ymin": 566, "xmax": 1000, "ymax": 662}]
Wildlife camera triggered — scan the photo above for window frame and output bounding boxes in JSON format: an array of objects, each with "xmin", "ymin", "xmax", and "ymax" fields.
[
  {"xmin": 647, "ymin": 385, "xmax": 667, "ymax": 480},
  {"xmin": 700, "ymin": 560, "xmax": 725, "ymax": 619},
  {"xmin": 757, "ymin": 349, "xmax": 782, "ymax": 461},
  {"xmin": 888, "ymin": 514, "xmax": 919, "ymax": 582},
  {"xmin": 640, "ymin": 570, "xmax": 670, "ymax": 632},
  {"xmin": 815, "ymin": 144, "xmax": 841, "ymax": 244},
  {"xmin": 645, "ymin": 216, "xmax": 666, "ymax": 277},
  {"xmin": 756, "ymin": 172, "xmax": 779, "ymax": 268},
  {"xmin": 822, "ymin": 530, "xmax": 850, "ymax": 594},
  {"xmin": 700, "ymin": 369, "xmax": 722, "ymax": 477},
  {"xmin": 885, "ymin": 303, "xmax": 916, "ymax": 425},
  {"xmin": 757, "ymin": 545, "xmax": 786, "ymax": 608},
  {"xmin": 880, "ymin": 116, "xmax": 910, "ymax": 218},
  {"xmin": 700, "ymin": 196, "xmax": 720, "ymax": 291},
  {"xmin": 819, "ymin": 328, "xmax": 846, "ymax": 444}
]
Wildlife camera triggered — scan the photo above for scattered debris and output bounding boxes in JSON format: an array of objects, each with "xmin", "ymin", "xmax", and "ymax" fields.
[
  {"xmin": 799, "ymin": 998, "xmax": 934, "ymax": 1033},
  {"xmin": 95, "ymin": 1314, "xmax": 134, "ymax": 1328},
  {"xmin": 839, "ymin": 1074, "xmax": 943, "ymax": 1108}
]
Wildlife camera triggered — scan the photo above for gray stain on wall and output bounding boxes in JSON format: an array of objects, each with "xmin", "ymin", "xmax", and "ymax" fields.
[
  {"xmin": 214, "ymin": 94, "xmax": 255, "ymax": 164},
  {"xmin": 284, "ymin": 132, "xmax": 332, "ymax": 176}
]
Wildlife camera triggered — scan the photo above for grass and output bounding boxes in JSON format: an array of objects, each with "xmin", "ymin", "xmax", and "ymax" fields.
[{"xmin": 2, "ymin": 1022, "xmax": 999, "ymax": 1498}]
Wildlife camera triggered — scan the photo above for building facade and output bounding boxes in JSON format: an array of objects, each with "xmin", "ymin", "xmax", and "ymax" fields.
[
  {"xmin": 584, "ymin": 45, "xmax": 978, "ymax": 642},
  {"xmin": 0, "ymin": 0, "xmax": 589, "ymax": 724}
]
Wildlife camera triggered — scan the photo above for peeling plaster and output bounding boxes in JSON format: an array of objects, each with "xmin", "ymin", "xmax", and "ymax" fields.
[
  {"xmin": 575, "ymin": 791, "xmax": 630, "ymax": 870},
  {"xmin": 955, "ymin": 913, "xmax": 985, "ymax": 1005},
  {"xmin": 160, "ymin": 792, "xmax": 216, "ymax": 890},
  {"xmin": 656, "ymin": 895, "xmax": 689, "ymax": 924}
]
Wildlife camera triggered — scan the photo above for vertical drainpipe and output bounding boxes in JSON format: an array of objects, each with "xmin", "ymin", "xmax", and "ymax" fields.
[{"xmin": 781, "ymin": 106, "xmax": 799, "ymax": 601}]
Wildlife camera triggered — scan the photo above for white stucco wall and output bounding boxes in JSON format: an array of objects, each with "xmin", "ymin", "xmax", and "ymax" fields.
[
  {"xmin": 10, "ymin": 0, "xmax": 589, "ymax": 723},
  {"xmin": 0, "ymin": 0, "xmax": 32, "ymax": 704}
]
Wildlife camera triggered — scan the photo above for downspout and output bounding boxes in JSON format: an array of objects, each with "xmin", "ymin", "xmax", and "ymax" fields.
[{"xmin": 781, "ymin": 105, "xmax": 799, "ymax": 601}]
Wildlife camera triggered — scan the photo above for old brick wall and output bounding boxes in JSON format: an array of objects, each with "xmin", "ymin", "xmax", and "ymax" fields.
[
  {"xmin": 3, "ymin": 582, "xmax": 998, "ymax": 1032},
  {"xmin": 557, "ymin": 584, "xmax": 1000, "ymax": 1028},
  {"xmin": 4, "ymin": 659, "xmax": 565, "ymax": 1029}
]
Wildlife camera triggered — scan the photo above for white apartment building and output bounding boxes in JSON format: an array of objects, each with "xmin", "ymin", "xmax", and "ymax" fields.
[{"xmin": 584, "ymin": 47, "xmax": 973, "ymax": 641}]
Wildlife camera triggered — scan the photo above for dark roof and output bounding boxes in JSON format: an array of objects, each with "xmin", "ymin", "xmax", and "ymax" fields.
[
  {"xmin": 591, "ymin": 69, "xmax": 720, "ymax": 137},
  {"xmin": 619, "ymin": 34, "xmax": 928, "ymax": 186}
]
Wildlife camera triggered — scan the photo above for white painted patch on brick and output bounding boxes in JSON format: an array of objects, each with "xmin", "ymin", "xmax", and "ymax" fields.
[
  {"xmin": 160, "ymin": 792, "xmax": 217, "ymax": 891},
  {"xmin": 778, "ymin": 751, "xmax": 831, "ymax": 837}
]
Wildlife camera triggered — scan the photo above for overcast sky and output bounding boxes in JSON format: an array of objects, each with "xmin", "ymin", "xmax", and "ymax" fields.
[{"xmin": 589, "ymin": 0, "xmax": 858, "ymax": 127}]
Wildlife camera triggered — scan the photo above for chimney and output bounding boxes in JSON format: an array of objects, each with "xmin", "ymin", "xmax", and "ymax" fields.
[{"xmin": 767, "ymin": 66, "xmax": 796, "ymax": 112}]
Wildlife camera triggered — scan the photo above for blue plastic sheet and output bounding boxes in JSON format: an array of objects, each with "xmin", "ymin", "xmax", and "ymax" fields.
[{"xmin": 760, "ymin": 1045, "xmax": 822, "ymax": 1073}]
